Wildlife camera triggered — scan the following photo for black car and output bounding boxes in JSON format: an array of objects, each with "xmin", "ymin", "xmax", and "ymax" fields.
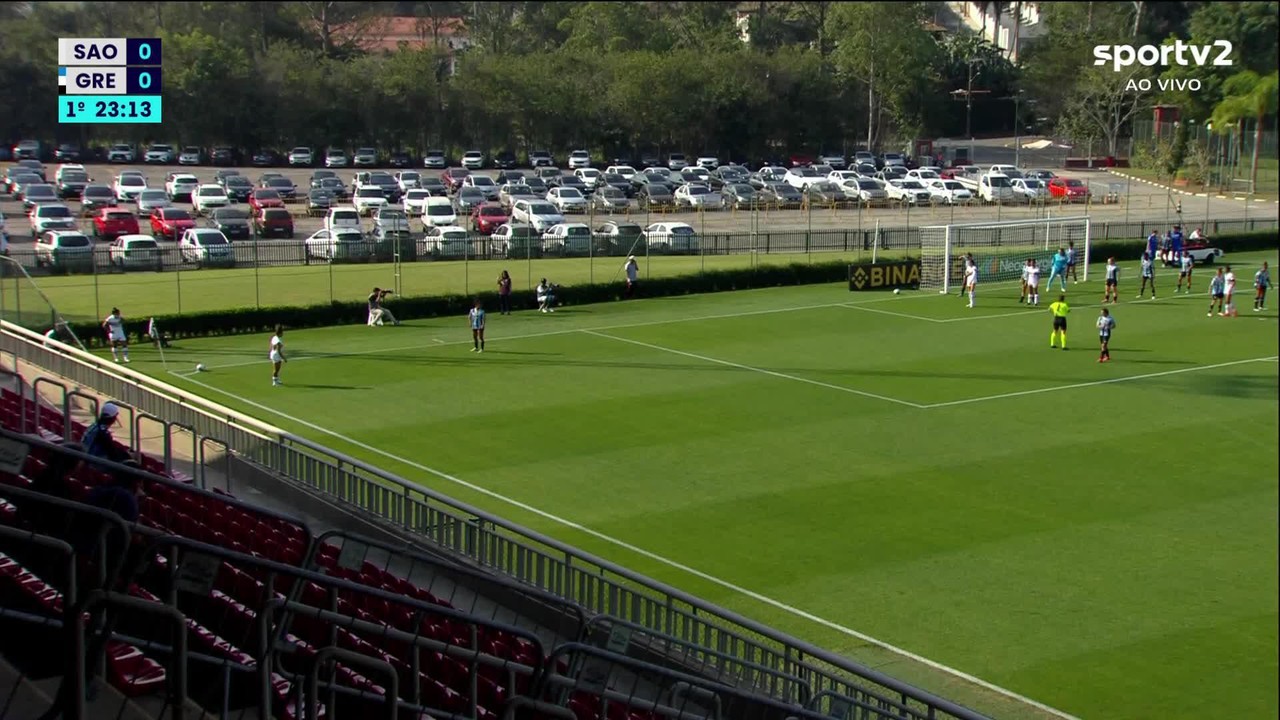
[
  {"xmin": 600, "ymin": 172, "xmax": 634, "ymax": 198},
  {"xmin": 54, "ymin": 143, "xmax": 81, "ymax": 162},
  {"xmin": 56, "ymin": 170, "xmax": 90, "ymax": 199},
  {"xmin": 496, "ymin": 169, "xmax": 527, "ymax": 185},
  {"xmin": 80, "ymin": 185, "xmax": 117, "ymax": 214},
  {"xmin": 759, "ymin": 182, "xmax": 803, "ymax": 207},
  {"xmin": 494, "ymin": 151, "xmax": 518, "ymax": 170},
  {"xmin": 524, "ymin": 177, "xmax": 548, "ymax": 194},
  {"xmin": 636, "ymin": 184, "xmax": 674, "ymax": 209},
  {"xmin": 210, "ymin": 147, "xmax": 237, "ymax": 166},
  {"xmin": 265, "ymin": 176, "xmax": 297, "ymax": 200},
  {"xmin": 639, "ymin": 152, "xmax": 661, "ymax": 169},
  {"xmin": 558, "ymin": 175, "xmax": 590, "ymax": 195},
  {"xmin": 804, "ymin": 181, "xmax": 849, "ymax": 205},
  {"xmin": 251, "ymin": 149, "xmax": 281, "ymax": 167},
  {"xmin": 309, "ymin": 169, "xmax": 337, "ymax": 186},
  {"xmin": 721, "ymin": 183, "xmax": 758, "ymax": 209},
  {"xmin": 222, "ymin": 175, "xmax": 253, "ymax": 202},
  {"xmin": 317, "ymin": 176, "xmax": 348, "ymax": 198},
  {"xmin": 307, "ymin": 189, "xmax": 334, "ymax": 214},
  {"xmin": 207, "ymin": 206, "xmax": 252, "ymax": 240},
  {"xmin": 367, "ymin": 172, "xmax": 401, "ymax": 203},
  {"xmin": 389, "ymin": 151, "xmax": 412, "ymax": 168},
  {"xmin": 632, "ymin": 174, "xmax": 675, "ymax": 196}
]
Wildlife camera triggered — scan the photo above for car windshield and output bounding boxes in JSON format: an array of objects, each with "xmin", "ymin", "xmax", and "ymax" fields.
[
  {"xmin": 328, "ymin": 150, "xmax": 343, "ymax": 157},
  {"xmin": 459, "ymin": 189, "xmax": 483, "ymax": 199},
  {"xmin": 797, "ymin": 169, "xmax": 818, "ymax": 177},
  {"xmin": 62, "ymin": 172, "xmax": 88, "ymax": 182},
  {"xmin": 379, "ymin": 209, "xmax": 406, "ymax": 220},
  {"xmin": 1066, "ymin": 179, "xmax": 1084, "ymax": 187},
  {"xmin": 195, "ymin": 233, "xmax": 227, "ymax": 246},
  {"xmin": 292, "ymin": 148, "xmax": 309, "ymax": 154},
  {"xmin": 357, "ymin": 148, "xmax": 375, "ymax": 155},
  {"xmin": 166, "ymin": 210, "xmax": 192, "ymax": 220},
  {"xmin": 944, "ymin": 182, "xmax": 965, "ymax": 191},
  {"xmin": 121, "ymin": 177, "xmax": 145, "ymax": 187},
  {"xmin": 112, "ymin": 145, "xmax": 131, "ymax": 151},
  {"xmin": 812, "ymin": 183, "xmax": 836, "ymax": 192},
  {"xmin": 571, "ymin": 152, "xmax": 588, "ymax": 158},
  {"xmin": 268, "ymin": 178, "xmax": 293, "ymax": 188},
  {"xmin": 530, "ymin": 203, "xmax": 557, "ymax": 214},
  {"xmin": 1024, "ymin": 180, "xmax": 1043, "ymax": 188},
  {"xmin": 57, "ymin": 235, "xmax": 91, "ymax": 247},
  {"xmin": 199, "ymin": 187, "xmax": 224, "ymax": 196},
  {"xmin": 857, "ymin": 180, "xmax": 878, "ymax": 190},
  {"xmin": 406, "ymin": 190, "xmax": 430, "ymax": 200},
  {"xmin": 443, "ymin": 230, "xmax": 467, "ymax": 240},
  {"xmin": 41, "ymin": 206, "xmax": 73, "ymax": 218},
  {"xmin": 566, "ymin": 226, "xmax": 589, "ymax": 236},
  {"xmin": 227, "ymin": 177, "xmax": 251, "ymax": 187},
  {"xmin": 332, "ymin": 211, "xmax": 358, "ymax": 222},
  {"xmin": 264, "ymin": 209, "xmax": 290, "ymax": 220},
  {"xmin": 335, "ymin": 232, "xmax": 363, "ymax": 243},
  {"xmin": 687, "ymin": 185, "xmax": 710, "ymax": 195},
  {"xmin": 400, "ymin": 172, "xmax": 419, "ymax": 181},
  {"xmin": 426, "ymin": 205, "xmax": 453, "ymax": 216},
  {"xmin": 150, "ymin": 145, "xmax": 172, "ymax": 152},
  {"xmin": 559, "ymin": 188, "xmax": 583, "ymax": 198},
  {"xmin": 471, "ymin": 176, "xmax": 495, "ymax": 186},
  {"xmin": 599, "ymin": 188, "xmax": 623, "ymax": 197},
  {"xmin": 84, "ymin": 186, "xmax": 113, "ymax": 197},
  {"xmin": 464, "ymin": 152, "xmax": 481, "ymax": 158},
  {"xmin": 730, "ymin": 184, "xmax": 753, "ymax": 194},
  {"xmin": 125, "ymin": 239, "xmax": 157, "ymax": 248},
  {"xmin": 106, "ymin": 211, "xmax": 133, "ymax": 221},
  {"xmin": 214, "ymin": 208, "xmax": 248, "ymax": 220},
  {"xmin": 989, "ymin": 176, "xmax": 1012, "ymax": 187},
  {"xmin": 671, "ymin": 226, "xmax": 694, "ymax": 235},
  {"xmin": 903, "ymin": 181, "xmax": 925, "ymax": 189}
]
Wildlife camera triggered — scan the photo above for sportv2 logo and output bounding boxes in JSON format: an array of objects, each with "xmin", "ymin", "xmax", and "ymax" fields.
[{"xmin": 1094, "ymin": 40, "xmax": 1233, "ymax": 92}]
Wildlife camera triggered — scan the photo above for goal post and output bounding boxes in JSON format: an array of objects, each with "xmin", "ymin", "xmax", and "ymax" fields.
[{"xmin": 918, "ymin": 216, "xmax": 1093, "ymax": 293}]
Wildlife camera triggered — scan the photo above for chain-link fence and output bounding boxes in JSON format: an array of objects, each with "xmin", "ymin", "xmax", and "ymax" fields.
[{"xmin": 1130, "ymin": 118, "xmax": 1279, "ymax": 197}]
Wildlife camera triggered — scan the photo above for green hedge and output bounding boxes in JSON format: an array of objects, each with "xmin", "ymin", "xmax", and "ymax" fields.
[{"xmin": 70, "ymin": 259, "xmax": 857, "ymax": 346}]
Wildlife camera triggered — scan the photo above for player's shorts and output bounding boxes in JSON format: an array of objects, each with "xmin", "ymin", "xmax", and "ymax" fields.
[
  {"xmin": 1257, "ymin": 286, "xmax": 1268, "ymax": 297},
  {"xmin": 1105, "ymin": 279, "xmax": 1116, "ymax": 287},
  {"xmin": 1053, "ymin": 317, "xmax": 1067, "ymax": 330},
  {"xmin": 109, "ymin": 331, "xmax": 126, "ymax": 344},
  {"xmin": 270, "ymin": 350, "xmax": 282, "ymax": 363},
  {"xmin": 1179, "ymin": 270, "xmax": 1190, "ymax": 277},
  {"xmin": 1067, "ymin": 262, "xmax": 1076, "ymax": 268},
  {"xmin": 1099, "ymin": 332, "xmax": 1110, "ymax": 341},
  {"xmin": 1142, "ymin": 273, "xmax": 1154, "ymax": 279},
  {"xmin": 1212, "ymin": 292, "xmax": 1225, "ymax": 299},
  {"xmin": 1027, "ymin": 281, "xmax": 1039, "ymax": 290}
]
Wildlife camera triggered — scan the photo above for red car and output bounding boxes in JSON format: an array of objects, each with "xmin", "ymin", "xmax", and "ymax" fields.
[
  {"xmin": 788, "ymin": 153, "xmax": 815, "ymax": 168},
  {"xmin": 471, "ymin": 204, "xmax": 509, "ymax": 234},
  {"xmin": 150, "ymin": 207, "xmax": 196, "ymax": 239},
  {"xmin": 441, "ymin": 167, "xmax": 471, "ymax": 193},
  {"xmin": 248, "ymin": 188, "xmax": 285, "ymax": 212},
  {"xmin": 93, "ymin": 208, "xmax": 139, "ymax": 241},
  {"xmin": 1047, "ymin": 177, "xmax": 1090, "ymax": 201},
  {"xmin": 254, "ymin": 207, "xmax": 295, "ymax": 238}
]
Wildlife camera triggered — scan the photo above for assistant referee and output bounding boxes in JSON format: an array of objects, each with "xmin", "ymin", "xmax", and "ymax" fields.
[{"xmin": 1049, "ymin": 295, "xmax": 1070, "ymax": 350}]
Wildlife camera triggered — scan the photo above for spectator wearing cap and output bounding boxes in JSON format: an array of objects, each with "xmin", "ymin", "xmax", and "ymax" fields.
[
  {"xmin": 624, "ymin": 256, "xmax": 639, "ymax": 299},
  {"xmin": 81, "ymin": 402, "xmax": 132, "ymax": 464}
]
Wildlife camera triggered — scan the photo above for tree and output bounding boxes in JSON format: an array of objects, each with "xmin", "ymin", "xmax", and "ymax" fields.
[
  {"xmin": 1156, "ymin": 2, "xmax": 1280, "ymax": 122},
  {"xmin": 1058, "ymin": 65, "xmax": 1153, "ymax": 156},
  {"xmin": 1210, "ymin": 70, "xmax": 1279, "ymax": 191}
]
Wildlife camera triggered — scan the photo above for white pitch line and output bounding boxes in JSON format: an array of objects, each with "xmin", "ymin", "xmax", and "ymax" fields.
[
  {"xmin": 169, "ymin": 370, "xmax": 1077, "ymax": 719},
  {"xmin": 580, "ymin": 329, "xmax": 926, "ymax": 409},
  {"xmin": 924, "ymin": 356, "xmax": 1279, "ymax": 409},
  {"xmin": 838, "ymin": 304, "xmax": 944, "ymax": 323}
]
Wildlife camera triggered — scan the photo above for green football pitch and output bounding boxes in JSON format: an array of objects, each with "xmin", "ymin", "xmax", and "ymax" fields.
[{"xmin": 125, "ymin": 252, "xmax": 1276, "ymax": 720}]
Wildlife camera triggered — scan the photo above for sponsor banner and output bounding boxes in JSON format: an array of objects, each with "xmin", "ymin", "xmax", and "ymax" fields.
[{"xmin": 849, "ymin": 260, "xmax": 921, "ymax": 291}]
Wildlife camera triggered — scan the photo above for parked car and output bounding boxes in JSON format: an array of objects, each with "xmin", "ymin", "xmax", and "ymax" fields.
[
  {"xmin": 511, "ymin": 199, "xmax": 565, "ymax": 233},
  {"xmin": 453, "ymin": 187, "xmax": 486, "ymax": 215},
  {"xmin": 720, "ymin": 183, "xmax": 758, "ymax": 209},
  {"xmin": 805, "ymin": 181, "xmax": 849, "ymax": 205},
  {"xmin": 265, "ymin": 176, "xmax": 298, "ymax": 201},
  {"xmin": 387, "ymin": 151, "xmax": 411, "ymax": 169},
  {"xmin": 886, "ymin": 179, "xmax": 933, "ymax": 205},
  {"xmin": 441, "ymin": 167, "xmax": 471, "ymax": 193},
  {"xmin": 222, "ymin": 175, "xmax": 253, "ymax": 202},
  {"xmin": 819, "ymin": 153, "xmax": 846, "ymax": 170},
  {"xmin": 419, "ymin": 225, "xmax": 472, "ymax": 259},
  {"xmin": 636, "ymin": 184, "xmax": 675, "ymax": 209},
  {"xmin": 108, "ymin": 234, "xmax": 162, "ymax": 270},
  {"xmin": 207, "ymin": 206, "xmax": 251, "ymax": 240},
  {"xmin": 35, "ymin": 231, "xmax": 94, "ymax": 272},
  {"xmin": 306, "ymin": 189, "xmax": 334, "ymax": 215},
  {"xmin": 542, "ymin": 223, "xmax": 593, "ymax": 255},
  {"xmin": 325, "ymin": 206, "xmax": 362, "ymax": 233},
  {"xmin": 315, "ymin": 176, "xmax": 347, "ymax": 199},
  {"xmin": 80, "ymin": 185, "xmax": 117, "ymax": 215},
  {"xmin": 372, "ymin": 207, "xmax": 410, "ymax": 238},
  {"xmin": 251, "ymin": 149, "xmax": 281, "ymax": 167},
  {"xmin": 784, "ymin": 166, "xmax": 822, "ymax": 190},
  {"xmin": 107, "ymin": 144, "xmax": 136, "ymax": 163},
  {"xmin": 495, "ymin": 169, "xmax": 527, "ymax": 185},
  {"xmin": 546, "ymin": 187, "xmax": 589, "ymax": 214},
  {"xmin": 402, "ymin": 189, "xmax": 432, "ymax": 217},
  {"xmin": 93, "ymin": 208, "xmax": 140, "ymax": 241},
  {"xmin": 643, "ymin": 222, "xmax": 699, "ymax": 254},
  {"xmin": 593, "ymin": 221, "xmax": 643, "ymax": 255},
  {"xmin": 113, "ymin": 173, "xmax": 148, "ymax": 202},
  {"xmin": 191, "ymin": 184, "xmax": 230, "ymax": 216},
  {"xmin": 210, "ymin": 147, "xmax": 236, "ymax": 166},
  {"xmin": 462, "ymin": 174, "xmax": 500, "ymax": 201},
  {"xmin": 604, "ymin": 165, "xmax": 638, "ymax": 181},
  {"xmin": 325, "ymin": 148, "xmax": 348, "ymax": 168},
  {"xmin": 1047, "ymin": 177, "xmax": 1090, "ymax": 201},
  {"xmin": 179, "ymin": 228, "xmax": 236, "ymax": 267},
  {"xmin": 574, "ymin": 168, "xmax": 603, "ymax": 191},
  {"xmin": 493, "ymin": 151, "xmax": 518, "ymax": 170},
  {"xmin": 666, "ymin": 153, "xmax": 689, "ymax": 171},
  {"xmin": 528, "ymin": 150, "xmax": 554, "ymax": 168},
  {"xmin": 422, "ymin": 149, "xmax": 447, "ymax": 169},
  {"xmin": 165, "ymin": 173, "xmax": 200, "ymax": 202},
  {"xmin": 55, "ymin": 168, "xmax": 90, "ymax": 199},
  {"xmin": 144, "ymin": 144, "xmax": 174, "ymax": 164},
  {"xmin": 1010, "ymin": 178, "xmax": 1048, "ymax": 202},
  {"xmin": 288, "ymin": 147, "xmax": 314, "ymax": 167},
  {"xmin": 491, "ymin": 223, "xmax": 542, "ymax": 258},
  {"xmin": 567, "ymin": 150, "xmax": 592, "ymax": 170},
  {"xmin": 395, "ymin": 171, "xmax": 422, "ymax": 193},
  {"xmin": 353, "ymin": 147, "xmax": 378, "ymax": 167},
  {"xmin": 758, "ymin": 182, "xmax": 802, "ymax": 207},
  {"xmin": 926, "ymin": 179, "xmax": 974, "ymax": 205},
  {"xmin": 674, "ymin": 183, "xmax": 724, "ymax": 210},
  {"xmin": 590, "ymin": 186, "xmax": 630, "ymax": 212},
  {"xmin": 459, "ymin": 150, "xmax": 484, "ymax": 170},
  {"xmin": 471, "ymin": 204, "xmax": 509, "ymax": 235},
  {"xmin": 1026, "ymin": 169, "xmax": 1057, "ymax": 181},
  {"xmin": 150, "ymin": 207, "xmax": 196, "ymax": 239},
  {"xmin": 178, "ymin": 146, "xmax": 202, "ymax": 166},
  {"xmin": 499, "ymin": 184, "xmax": 537, "ymax": 209},
  {"xmin": 29, "ymin": 203, "xmax": 79, "ymax": 237},
  {"xmin": 254, "ymin": 207, "xmax": 295, "ymax": 238},
  {"xmin": 305, "ymin": 228, "xmax": 370, "ymax": 263},
  {"xmin": 845, "ymin": 178, "xmax": 888, "ymax": 205},
  {"xmin": 695, "ymin": 156, "xmax": 719, "ymax": 170},
  {"xmin": 137, "ymin": 189, "xmax": 173, "ymax": 215},
  {"xmin": 248, "ymin": 188, "xmax": 285, "ymax": 213},
  {"xmin": 421, "ymin": 196, "xmax": 458, "ymax": 228}
]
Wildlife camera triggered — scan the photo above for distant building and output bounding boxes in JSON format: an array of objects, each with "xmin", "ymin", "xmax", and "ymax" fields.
[
  {"xmin": 328, "ymin": 15, "xmax": 471, "ymax": 74},
  {"xmin": 948, "ymin": 2, "xmax": 1045, "ymax": 61}
]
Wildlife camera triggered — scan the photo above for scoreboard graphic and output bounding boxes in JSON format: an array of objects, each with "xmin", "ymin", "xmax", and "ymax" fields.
[{"xmin": 57, "ymin": 38, "xmax": 162, "ymax": 124}]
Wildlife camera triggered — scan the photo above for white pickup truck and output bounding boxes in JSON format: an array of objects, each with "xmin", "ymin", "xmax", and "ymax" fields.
[{"xmin": 954, "ymin": 172, "xmax": 1017, "ymax": 204}]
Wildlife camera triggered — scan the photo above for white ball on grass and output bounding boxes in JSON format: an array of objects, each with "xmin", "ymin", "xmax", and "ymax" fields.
[
  {"xmin": 893, "ymin": 288, "xmax": 901, "ymax": 295},
  {"xmin": 195, "ymin": 363, "xmax": 207, "ymax": 372}
]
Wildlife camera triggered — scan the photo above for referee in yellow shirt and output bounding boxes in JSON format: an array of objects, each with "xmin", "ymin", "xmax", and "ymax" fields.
[{"xmin": 1049, "ymin": 295, "xmax": 1070, "ymax": 350}]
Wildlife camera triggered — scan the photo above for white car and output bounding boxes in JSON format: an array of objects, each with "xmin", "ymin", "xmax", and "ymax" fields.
[
  {"xmin": 643, "ymin": 222, "xmax": 699, "ymax": 254},
  {"xmin": 108, "ymin": 234, "xmax": 162, "ymax": 270},
  {"xmin": 288, "ymin": 147, "xmax": 314, "ymax": 167},
  {"xmin": 352, "ymin": 186, "xmax": 388, "ymax": 216},
  {"xmin": 784, "ymin": 167, "xmax": 821, "ymax": 190},
  {"xmin": 29, "ymin": 204, "xmax": 79, "ymax": 236},
  {"xmin": 511, "ymin": 199, "xmax": 565, "ymax": 233},
  {"xmin": 886, "ymin": 179, "xmax": 933, "ymax": 205},
  {"xmin": 402, "ymin": 189, "xmax": 432, "ymax": 216},
  {"xmin": 572, "ymin": 168, "xmax": 602, "ymax": 190},
  {"xmin": 114, "ymin": 173, "xmax": 148, "ymax": 201},
  {"xmin": 666, "ymin": 153, "xmax": 689, "ymax": 171},
  {"xmin": 421, "ymin": 196, "xmax": 457, "ymax": 227},
  {"xmin": 828, "ymin": 170, "xmax": 860, "ymax": 185},
  {"xmin": 546, "ymin": 187, "xmax": 589, "ymax": 214},
  {"xmin": 674, "ymin": 183, "xmax": 724, "ymax": 210},
  {"xmin": 461, "ymin": 150, "xmax": 485, "ymax": 170},
  {"xmin": 421, "ymin": 225, "xmax": 472, "ymax": 258},
  {"xmin": 1010, "ymin": 178, "xmax": 1048, "ymax": 202},
  {"xmin": 906, "ymin": 169, "xmax": 940, "ymax": 182},
  {"xmin": 989, "ymin": 164, "xmax": 1023, "ymax": 179},
  {"xmin": 55, "ymin": 164, "xmax": 87, "ymax": 183},
  {"xmin": 325, "ymin": 149, "xmax": 348, "ymax": 168},
  {"xmin": 305, "ymin": 228, "xmax": 371, "ymax": 262},
  {"xmin": 136, "ymin": 189, "xmax": 171, "ymax": 214},
  {"xmin": 819, "ymin": 154, "xmax": 846, "ymax": 169},
  {"xmin": 542, "ymin": 223, "xmax": 592, "ymax": 254},
  {"xmin": 107, "ymin": 144, "xmax": 136, "ymax": 163},
  {"xmin": 193, "ymin": 184, "xmax": 231, "ymax": 215},
  {"xmin": 462, "ymin": 174, "xmax": 499, "ymax": 200},
  {"xmin": 395, "ymin": 171, "xmax": 422, "ymax": 193},
  {"xmin": 145, "ymin": 144, "xmax": 175, "ymax": 164},
  {"xmin": 325, "ymin": 206, "xmax": 362, "ymax": 232},
  {"xmin": 178, "ymin": 228, "xmax": 235, "ymax": 266},
  {"xmin": 927, "ymin": 179, "xmax": 974, "ymax": 205},
  {"xmin": 165, "ymin": 173, "xmax": 200, "ymax": 202},
  {"xmin": 604, "ymin": 165, "xmax": 637, "ymax": 180},
  {"xmin": 178, "ymin": 147, "xmax": 202, "ymax": 166},
  {"xmin": 881, "ymin": 153, "xmax": 907, "ymax": 168},
  {"xmin": 567, "ymin": 150, "xmax": 592, "ymax": 170},
  {"xmin": 695, "ymin": 156, "xmax": 719, "ymax": 170}
]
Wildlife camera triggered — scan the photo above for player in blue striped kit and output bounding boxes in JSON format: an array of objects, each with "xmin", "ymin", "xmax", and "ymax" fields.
[
  {"xmin": 1096, "ymin": 308, "xmax": 1116, "ymax": 363},
  {"xmin": 1136, "ymin": 252, "xmax": 1156, "ymax": 299},
  {"xmin": 1254, "ymin": 262, "xmax": 1271, "ymax": 312},
  {"xmin": 468, "ymin": 298, "xmax": 486, "ymax": 353},
  {"xmin": 1175, "ymin": 253, "xmax": 1194, "ymax": 294}
]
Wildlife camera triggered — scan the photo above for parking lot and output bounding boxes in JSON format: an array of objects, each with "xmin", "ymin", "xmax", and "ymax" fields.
[{"xmin": 4, "ymin": 161, "xmax": 1275, "ymax": 263}]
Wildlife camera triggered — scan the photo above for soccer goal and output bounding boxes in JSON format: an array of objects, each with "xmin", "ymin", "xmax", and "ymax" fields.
[{"xmin": 918, "ymin": 216, "xmax": 1092, "ymax": 293}]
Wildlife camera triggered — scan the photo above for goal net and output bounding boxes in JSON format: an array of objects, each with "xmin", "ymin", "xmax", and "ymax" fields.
[
  {"xmin": 0, "ymin": 257, "xmax": 88, "ymax": 351},
  {"xmin": 918, "ymin": 216, "xmax": 1092, "ymax": 293}
]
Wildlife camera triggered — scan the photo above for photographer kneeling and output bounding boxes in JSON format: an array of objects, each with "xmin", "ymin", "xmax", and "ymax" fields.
[
  {"xmin": 367, "ymin": 287, "xmax": 400, "ymax": 326},
  {"xmin": 536, "ymin": 278, "xmax": 557, "ymax": 313}
]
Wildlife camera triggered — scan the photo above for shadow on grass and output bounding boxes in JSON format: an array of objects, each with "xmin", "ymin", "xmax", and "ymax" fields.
[
  {"xmin": 1170, "ymin": 373, "xmax": 1279, "ymax": 400},
  {"xmin": 284, "ymin": 383, "xmax": 373, "ymax": 390}
]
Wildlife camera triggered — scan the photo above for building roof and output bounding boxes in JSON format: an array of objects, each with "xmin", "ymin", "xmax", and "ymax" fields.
[{"xmin": 329, "ymin": 15, "xmax": 468, "ymax": 53}]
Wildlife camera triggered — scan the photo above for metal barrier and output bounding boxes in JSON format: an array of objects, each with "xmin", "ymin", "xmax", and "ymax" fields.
[{"xmin": 0, "ymin": 319, "xmax": 992, "ymax": 720}]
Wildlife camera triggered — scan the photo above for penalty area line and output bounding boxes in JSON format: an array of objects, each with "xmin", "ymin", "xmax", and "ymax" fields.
[{"xmin": 166, "ymin": 368, "xmax": 1079, "ymax": 720}]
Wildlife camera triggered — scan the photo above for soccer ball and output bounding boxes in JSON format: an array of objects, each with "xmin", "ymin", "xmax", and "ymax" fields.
[
  {"xmin": 893, "ymin": 288, "xmax": 901, "ymax": 295},
  {"xmin": 195, "ymin": 363, "xmax": 207, "ymax": 373}
]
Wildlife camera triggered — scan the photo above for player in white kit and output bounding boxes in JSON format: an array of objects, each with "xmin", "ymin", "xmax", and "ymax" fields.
[
  {"xmin": 964, "ymin": 262, "xmax": 978, "ymax": 308},
  {"xmin": 269, "ymin": 325, "xmax": 286, "ymax": 386},
  {"xmin": 1026, "ymin": 260, "xmax": 1041, "ymax": 306},
  {"xmin": 102, "ymin": 307, "xmax": 129, "ymax": 363}
]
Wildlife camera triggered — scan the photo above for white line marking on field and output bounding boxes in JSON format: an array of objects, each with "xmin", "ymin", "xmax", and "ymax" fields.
[
  {"xmin": 581, "ymin": 329, "xmax": 927, "ymax": 409},
  {"xmin": 838, "ymin": 304, "xmax": 944, "ymax": 323},
  {"xmin": 168, "ymin": 370, "xmax": 1078, "ymax": 720},
  {"xmin": 432, "ymin": 338, "xmax": 445, "ymax": 344},
  {"xmin": 924, "ymin": 356, "xmax": 1279, "ymax": 409}
]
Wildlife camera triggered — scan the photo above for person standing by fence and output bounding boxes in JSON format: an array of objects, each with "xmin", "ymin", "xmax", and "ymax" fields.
[
  {"xmin": 624, "ymin": 256, "xmax": 639, "ymax": 299},
  {"xmin": 497, "ymin": 271, "xmax": 512, "ymax": 315}
]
